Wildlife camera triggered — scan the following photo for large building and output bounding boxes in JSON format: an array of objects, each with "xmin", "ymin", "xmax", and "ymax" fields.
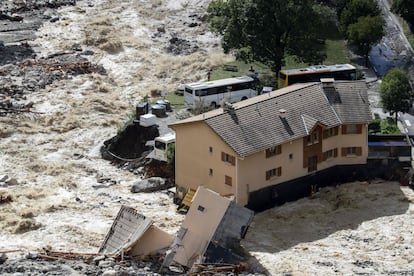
[{"xmin": 170, "ymin": 80, "xmax": 372, "ymax": 211}]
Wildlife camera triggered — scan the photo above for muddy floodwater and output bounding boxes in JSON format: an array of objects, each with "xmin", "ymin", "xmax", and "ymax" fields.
[
  {"xmin": 0, "ymin": 0, "xmax": 228, "ymax": 253},
  {"xmin": 1, "ymin": 1, "xmax": 414, "ymax": 275}
]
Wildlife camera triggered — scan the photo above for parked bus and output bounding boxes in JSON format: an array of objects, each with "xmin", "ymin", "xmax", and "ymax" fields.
[
  {"xmin": 184, "ymin": 75, "xmax": 258, "ymax": 109},
  {"xmin": 153, "ymin": 133, "xmax": 175, "ymax": 162},
  {"xmin": 278, "ymin": 64, "xmax": 357, "ymax": 88}
]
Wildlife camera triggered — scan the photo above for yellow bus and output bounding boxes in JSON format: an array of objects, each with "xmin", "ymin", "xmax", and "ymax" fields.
[{"xmin": 278, "ymin": 64, "xmax": 357, "ymax": 88}]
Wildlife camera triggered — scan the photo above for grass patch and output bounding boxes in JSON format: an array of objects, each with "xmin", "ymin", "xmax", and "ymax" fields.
[
  {"xmin": 164, "ymin": 92, "xmax": 185, "ymax": 109},
  {"xmin": 210, "ymin": 60, "xmax": 273, "ymax": 80},
  {"xmin": 324, "ymin": 39, "xmax": 349, "ymax": 64}
]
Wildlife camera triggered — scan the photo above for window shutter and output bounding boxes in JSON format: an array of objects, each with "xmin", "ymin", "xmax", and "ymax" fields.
[
  {"xmin": 334, "ymin": 127, "xmax": 338, "ymax": 136},
  {"xmin": 334, "ymin": 148, "xmax": 338, "ymax": 157},
  {"xmin": 342, "ymin": 125, "xmax": 347, "ymax": 134},
  {"xmin": 221, "ymin": 152, "xmax": 225, "ymax": 161},
  {"xmin": 231, "ymin": 156, "xmax": 236, "ymax": 166},
  {"xmin": 341, "ymin": 147, "xmax": 346, "ymax": 157},
  {"xmin": 357, "ymin": 124, "xmax": 362, "ymax": 134},
  {"xmin": 266, "ymin": 171, "xmax": 270, "ymax": 180},
  {"xmin": 265, "ymin": 149, "xmax": 270, "ymax": 158},
  {"xmin": 356, "ymin": 147, "xmax": 362, "ymax": 156},
  {"xmin": 323, "ymin": 129, "xmax": 328, "ymax": 139},
  {"xmin": 225, "ymin": 175, "xmax": 232, "ymax": 186}
]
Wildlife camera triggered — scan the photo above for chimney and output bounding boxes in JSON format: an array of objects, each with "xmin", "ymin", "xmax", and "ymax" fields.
[
  {"xmin": 279, "ymin": 108, "xmax": 287, "ymax": 118},
  {"xmin": 223, "ymin": 102, "xmax": 235, "ymax": 114},
  {"xmin": 320, "ymin": 78, "xmax": 335, "ymax": 88}
]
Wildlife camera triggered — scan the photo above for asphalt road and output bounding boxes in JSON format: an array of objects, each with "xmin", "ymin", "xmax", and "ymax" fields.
[{"xmin": 369, "ymin": 0, "xmax": 413, "ymax": 77}]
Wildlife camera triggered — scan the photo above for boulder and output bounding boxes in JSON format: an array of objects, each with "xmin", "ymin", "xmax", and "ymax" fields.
[
  {"xmin": 5, "ymin": 177, "xmax": 18, "ymax": 186},
  {"xmin": 131, "ymin": 177, "xmax": 167, "ymax": 193},
  {"xmin": 0, "ymin": 176, "xmax": 18, "ymax": 186}
]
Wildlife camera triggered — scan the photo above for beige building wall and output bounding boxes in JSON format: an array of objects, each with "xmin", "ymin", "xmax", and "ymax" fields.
[
  {"xmin": 320, "ymin": 124, "xmax": 368, "ymax": 169},
  {"xmin": 236, "ymin": 139, "xmax": 305, "ymax": 206},
  {"xmin": 173, "ymin": 187, "xmax": 230, "ymax": 267},
  {"xmin": 236, "ymin": 125, "xmax": 368, "ymax": 206},
  {"xmin": 172, "ymin": 122, "xmax": 237, "ymax": 197}
]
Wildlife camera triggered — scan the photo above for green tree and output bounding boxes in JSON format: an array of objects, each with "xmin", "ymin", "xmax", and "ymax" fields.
[
  {"xmin": 380, "ymin": 67, "xmax": 413, "ymax": 122},
  {"xmin": 347, "ymin": 15, "xmax": 385, "ymax": 64},
  {"xmin": 207, "ymin": 0, "xmax": 332, "ymax": 73},
  {"xmin": 392, "ymin": 0, "xmax": 414, "ymax": 32},
  {"xmin": 340, "ymin": 0, "xmax": 381, "ymax": 29}
]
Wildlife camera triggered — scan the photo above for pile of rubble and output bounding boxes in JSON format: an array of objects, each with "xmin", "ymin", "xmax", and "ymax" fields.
[
  {"xmin": 0, "ymin": 0, "xmax": 105, "ymax": 117},
  {"xmin": 0, "ymin": 252, "xmax": 171, "ymax": 276},
  {"xmin": 0, "ymin": 53, "xmax": 106, "ymax": 117},
  {"xmin": 0, "ymin": 0, "xmax": 76, "ymax": 14}
]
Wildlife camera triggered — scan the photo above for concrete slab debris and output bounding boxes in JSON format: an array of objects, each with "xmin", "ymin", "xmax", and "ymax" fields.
[{"xmin": 171, "ymin": 186, "xmax": 254, "ymax": 268}]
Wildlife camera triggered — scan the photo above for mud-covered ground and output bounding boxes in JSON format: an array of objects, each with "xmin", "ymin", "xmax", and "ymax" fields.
[{"xmin": 1, "ymin": 1, "xmax": 414, "ymax": 275}]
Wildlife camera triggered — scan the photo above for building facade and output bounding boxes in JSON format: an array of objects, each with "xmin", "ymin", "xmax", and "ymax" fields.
[{"xmin": 170, "ymin": 80, "xmax": 372, "ymax": 210}]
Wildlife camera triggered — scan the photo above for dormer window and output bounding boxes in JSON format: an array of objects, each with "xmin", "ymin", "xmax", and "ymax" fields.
[{"xmin": 307, "ymin": 130, "xmax": 319, "ymax": 145}]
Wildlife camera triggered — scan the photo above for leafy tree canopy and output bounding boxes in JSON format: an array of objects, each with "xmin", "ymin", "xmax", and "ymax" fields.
[
  {"xmin": 392, "ymin": 0, "xmax": 414, "ymax": 31},
  {"xmin": 207, "ymin": 0, "xmax": 333, "ymax": 72},
  {"xmin": 347, "ymin": 15, "xmax": 385, "ymax": 57},
  {"xmin": 340, "ymin": 0, "xmax": 381, "ymax": 29},
  {"xmin": 380, "ymin": 67, "xmax": 413, "ymax": 121}
]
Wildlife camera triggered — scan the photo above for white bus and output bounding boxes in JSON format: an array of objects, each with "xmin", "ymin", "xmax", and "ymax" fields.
[
  {"xmin": 184, "ymin": 75, "xmax": 258, "ymax": 109},
  {"xmin": 153, "ymin": 133, "xmax": 176, "ymax": 162}
]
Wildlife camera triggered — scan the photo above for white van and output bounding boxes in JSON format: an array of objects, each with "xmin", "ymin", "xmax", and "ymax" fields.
[{"xmin": 153, "ymin": 133, "xmax": 176, "ymax": 162}]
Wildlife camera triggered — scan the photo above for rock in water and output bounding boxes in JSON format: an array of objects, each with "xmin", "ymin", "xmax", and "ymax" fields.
[{"xmin": 131, "ymin": 177, "xmax": 167, "ymax": 193}]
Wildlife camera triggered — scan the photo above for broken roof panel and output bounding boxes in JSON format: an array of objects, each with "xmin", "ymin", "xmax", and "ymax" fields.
[{"xmin": 99, "ymin": 205, "xmax": 173, "ymax": 257}]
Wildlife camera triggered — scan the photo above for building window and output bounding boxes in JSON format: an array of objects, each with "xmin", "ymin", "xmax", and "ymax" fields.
[
  {"xmin": 324, "ymin": 127, "xmax": 338, "ymax": 139},
  {"xmin": 343, "ymin": 124, "xmax": 362, "ymax": 134},
  {"xmin": 209, "ymin": 168, "xmax": 213, "ymax": 176},
  {"xmin": 307, "ymin": 135, "xmax": 312, "ymax": 145},
  {"xmin": 313, "ymin": 131, "xmax": 319, "ymax": 143},
  {"xmin": 347, "ymin": 124, "xmax": 358, "ymax": 134},
  {"xmin": 325, "ymin": 148, "xmax": 337, "ymax": 159},
  {"xmin": 308, "ymin": 156, "xmax": 318, "ymax": 172},
  {"xmin": 289, "ymin": 153, "xmax": 293, "ymax": 159},
  {"xmin": 347, "ymin": 147, "xmax": 357, "ymax": 156},
  {"xmin": 307, "ymin": 130, "xmax": 319, "ymax": 145},
  {"xmin": 266, "ymin": 145, "xmax": 281, "ymax": 158},
  {"xmin": 221, "ymin": 152, "xmax": 235, "ymax": 165},
  {"xmin": 266, "ymin": 167, "xmax": 282, "ymax": 180},
  {"xmin": 225, "ymin": 175, "xmax": 232, "ymax": 186},
  {"xmin": 209, "ymin": 146, "xmax": 213, "ymax": 153},
  {"xmin": 342, "ymin": 147, "xmax": 362, "ymax": 157}
]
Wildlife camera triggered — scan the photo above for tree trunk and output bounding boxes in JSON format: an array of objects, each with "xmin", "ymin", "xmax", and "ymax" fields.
[{"xmin": 364, "ymin": 55, "xmax": 369, "ymax": 67}]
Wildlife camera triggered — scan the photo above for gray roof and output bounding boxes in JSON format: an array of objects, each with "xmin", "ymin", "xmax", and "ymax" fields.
[{"xmin": 172, "ymin": 81, "xmax": 372, "ymax": 157}]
